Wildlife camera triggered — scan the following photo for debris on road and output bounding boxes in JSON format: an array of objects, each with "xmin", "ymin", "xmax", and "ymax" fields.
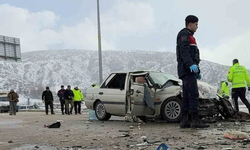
[
  {"xmin": 118, "ymin": 133, "xmax": 130, "ymax": 138},
  {"xmin": 44, "ymin": 121, "xmax": 61, "ymax": 128},
  {"xmin": 221, "ymin": 148, "xmax": 233, "ymax": 150},
  {"xmin": 215, "ymin": 140, "xmax": 232, "ymax": 145},
  {"xmin": 237, "ymin": 139, "xmax": 250, "ymax": 145},
  {"xmin": 118, "ymin": 130, "xmax": 130, "ymax": 132},
  {"xmin": 85, "ymin": 121, "xmax": 91, "ymax": 124},
  {"xmin": 223, "ymin": 131, "xmax": 249, "ymax": 140},
  {"xmin": 8, "ymin": 140, "xmax": 13, "ymax": 143}
]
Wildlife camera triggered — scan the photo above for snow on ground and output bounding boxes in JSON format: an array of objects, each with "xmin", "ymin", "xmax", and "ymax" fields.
[
  {"xmin": 18, "ymin": 95, "xmax": 42, "ymax": 106},
  {"xmin": 18, "ymin": 95, "xmax": 87, "ymax": 111}
]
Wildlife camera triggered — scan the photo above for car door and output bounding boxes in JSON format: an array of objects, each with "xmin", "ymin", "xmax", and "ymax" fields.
[
  {"xmin": 98, "ymin": 73, "xmax": 127, "ymax": 115},
  {"xmin": 129, "ymin": 73, "xmax": 155, "ymax": 116}
]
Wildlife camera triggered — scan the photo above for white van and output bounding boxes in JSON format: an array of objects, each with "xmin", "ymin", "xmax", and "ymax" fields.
[{"xmin": 0, "ymin": 93, "xmax": 10, "ymax": 113}]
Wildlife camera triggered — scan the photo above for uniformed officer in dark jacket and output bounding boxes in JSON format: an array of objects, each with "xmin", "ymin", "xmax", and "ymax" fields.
[
  {"xmin": 57, "ymin": 85, "xmax": 66, "ymax": 115},
  {"xmin": 176, "ymin": 15, "xmax": 209, "ymax": 128},
  {"xmin": 42, "ymin": 86, "xmax": 54, "ymax": 115}
]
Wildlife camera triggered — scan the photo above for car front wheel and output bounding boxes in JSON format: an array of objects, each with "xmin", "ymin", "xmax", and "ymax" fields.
[
  {"xmin": 95, "ymin": 101, "xmax": 111, "ymax": 121},
  {"xmin": 161, "ymin": 97, "xmax": 182, "ymax": 123}
]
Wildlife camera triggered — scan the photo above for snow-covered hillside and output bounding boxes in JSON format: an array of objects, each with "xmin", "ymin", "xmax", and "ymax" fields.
[{"xmin": 0, "ymin": 49, "xmax": 232, "ymax": 101}]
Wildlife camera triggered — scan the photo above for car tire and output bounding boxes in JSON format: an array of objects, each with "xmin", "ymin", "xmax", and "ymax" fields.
[
  {"xmin": 0, "ymin": 107, "xmax": 2, "ymax": 113},
  {"xmin": 218, "ymin": 98, "xmax": 236, "ymax": 119},
  {"xmin": 161, "ymin": 97, "xmax": 182, "ymax": 123},
  {"xmin": 95, "ymin": 101, "xmax": 111, "ymax": 121}
]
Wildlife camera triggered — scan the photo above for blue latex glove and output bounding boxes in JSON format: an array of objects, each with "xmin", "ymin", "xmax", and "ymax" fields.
[{"xmin": 190, "ymin": 64, "xmax": 199, "ymax": 73}]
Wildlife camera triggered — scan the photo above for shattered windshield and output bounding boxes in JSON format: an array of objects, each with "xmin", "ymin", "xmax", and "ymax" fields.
[{"xmin": 149, "ymin": 72, "xmax": 180, "ymax": 85}]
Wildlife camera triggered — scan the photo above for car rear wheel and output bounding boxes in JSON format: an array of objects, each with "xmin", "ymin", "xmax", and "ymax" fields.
[
  {"xmin": 161, "ymin": 97, "xmax": 182, "ymax": 123},
  {"xmin": 95, "ymin": 101, "xmax": 111, "ymax": 121}
]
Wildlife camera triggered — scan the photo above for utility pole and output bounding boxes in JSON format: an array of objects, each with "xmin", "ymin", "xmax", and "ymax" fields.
[
  {"xmin": 28, "ymin": 96, "xmax": 30, "ymax": 106},
  {"xmin": 97, "ymin": 0, "xmax": 103, "ymax": 85}
]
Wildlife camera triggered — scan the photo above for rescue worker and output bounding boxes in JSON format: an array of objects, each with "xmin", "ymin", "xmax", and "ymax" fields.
[
  {"xmin": 176, "ymin": 15, "xmax": 209, "ymax": 128},
  {"xmin": 219, "ymin": 81, "xmax": 230, "ymax": 98},
  {"xmin": 64, "ymin": 85, "xmax": 74, "ymax": 115},
  {"xmin": 57, "ymin": 85, "xmax": 66, "ymax": 115},
  {"xmin": 7, "ymin": 89, "xmax": 19, "ymax": 115},
  {"xmin": 42, "ymin": 86, "xmax": 54, "ymax": 115},
  {"xmin": 72, "ymin": 86, "xmax": 84, "ymax": 115},
  {"xmin": 227, "ymin": 59, "xmax": 250, "ymax": 113}
]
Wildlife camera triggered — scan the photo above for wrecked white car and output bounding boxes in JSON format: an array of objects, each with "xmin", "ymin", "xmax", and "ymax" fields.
[{"xmin": 85, "ymin": 70, "xmax": 234, "ymax": 122}]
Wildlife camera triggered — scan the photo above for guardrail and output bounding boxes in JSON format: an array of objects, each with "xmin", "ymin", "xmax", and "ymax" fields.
[{"xmin": 18, "ymin": 109, "xmax": 44, "ymax": 112}]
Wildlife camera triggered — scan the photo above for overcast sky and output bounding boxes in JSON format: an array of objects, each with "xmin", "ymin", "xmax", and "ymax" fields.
[{"xmin": 0, "ymin": 0, "xmax": 250, "ymax": 68}]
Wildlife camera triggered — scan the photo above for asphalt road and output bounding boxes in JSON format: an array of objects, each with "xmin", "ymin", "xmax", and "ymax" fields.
[{"xmin": 0, "ymin": 111, "xmax": 250, "ymax": 150}]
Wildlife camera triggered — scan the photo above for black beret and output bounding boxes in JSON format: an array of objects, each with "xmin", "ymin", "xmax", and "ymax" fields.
[{"xmin": 185, "ymin": 15, "xmax": 199, "ymax": 24}]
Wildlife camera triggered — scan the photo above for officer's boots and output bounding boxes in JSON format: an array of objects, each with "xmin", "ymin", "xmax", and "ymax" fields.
[
  {"xmin": 180, "ymin": 112, "xmax": 190, "ymax": 128},
  {"xmin": 190, "ymin": 110, "xmax": 210, "ymax": 128},
  {"xmin": 51, "ymin": 109, "xmax": 55, "ymax": 115}
]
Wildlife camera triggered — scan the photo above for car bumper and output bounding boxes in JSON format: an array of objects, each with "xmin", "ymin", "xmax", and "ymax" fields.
[
  {"xmin": 85, "ymin": 99, "xmax": 95, "ymax": 110},
  {"xmin": 199, "ymin": 101, "xmax": 219, "ymax": 116},
  {"xmin": 0, "ymin": 106, "xmax": 10, "ymax": 112}
]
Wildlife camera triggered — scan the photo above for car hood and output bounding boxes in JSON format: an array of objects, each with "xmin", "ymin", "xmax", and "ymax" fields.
[
  {"xmin": 159, "ymin": 80, "xmax": 217, "ymax": 99},
  {"xmin": 197, "ymin": 81, "xmax": 217, "ymax": 99}
]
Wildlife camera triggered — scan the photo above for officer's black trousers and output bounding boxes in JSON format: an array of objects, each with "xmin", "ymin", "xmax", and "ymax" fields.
[
  {"xmin": 181, "ymin": 74, "xmax": 199, "ymax": 114},
  {"xmin": 232, "ymin": 87, "xmax": 250, "ymax": 112},
  {"xmin": 45, "ymin": 101, "xmax": 54, "ymax": 114}
]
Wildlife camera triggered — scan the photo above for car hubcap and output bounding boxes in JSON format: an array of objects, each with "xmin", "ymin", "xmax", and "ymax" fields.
[
  {"xmin": 165, "ymin": 101, "xmax": 181, "ymax": 119},
  {"xmin": 96, "ymin": 103, "xmax": 106, "ymax": 118}
]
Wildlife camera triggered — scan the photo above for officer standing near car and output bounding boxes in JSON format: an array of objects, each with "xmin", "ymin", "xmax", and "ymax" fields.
[
  {"xmin": 176, "ymin": 15, "xmax": 209, "ymax": 128},
  {"xmin": 227, "ymin": 59, "xmax": 250, "ymax": 113}
]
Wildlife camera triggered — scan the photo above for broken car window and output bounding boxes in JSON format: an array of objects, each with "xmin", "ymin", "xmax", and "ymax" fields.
[{"xmin": 149, "ymin": 72, "xmax": 179, "ymax": 86}]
